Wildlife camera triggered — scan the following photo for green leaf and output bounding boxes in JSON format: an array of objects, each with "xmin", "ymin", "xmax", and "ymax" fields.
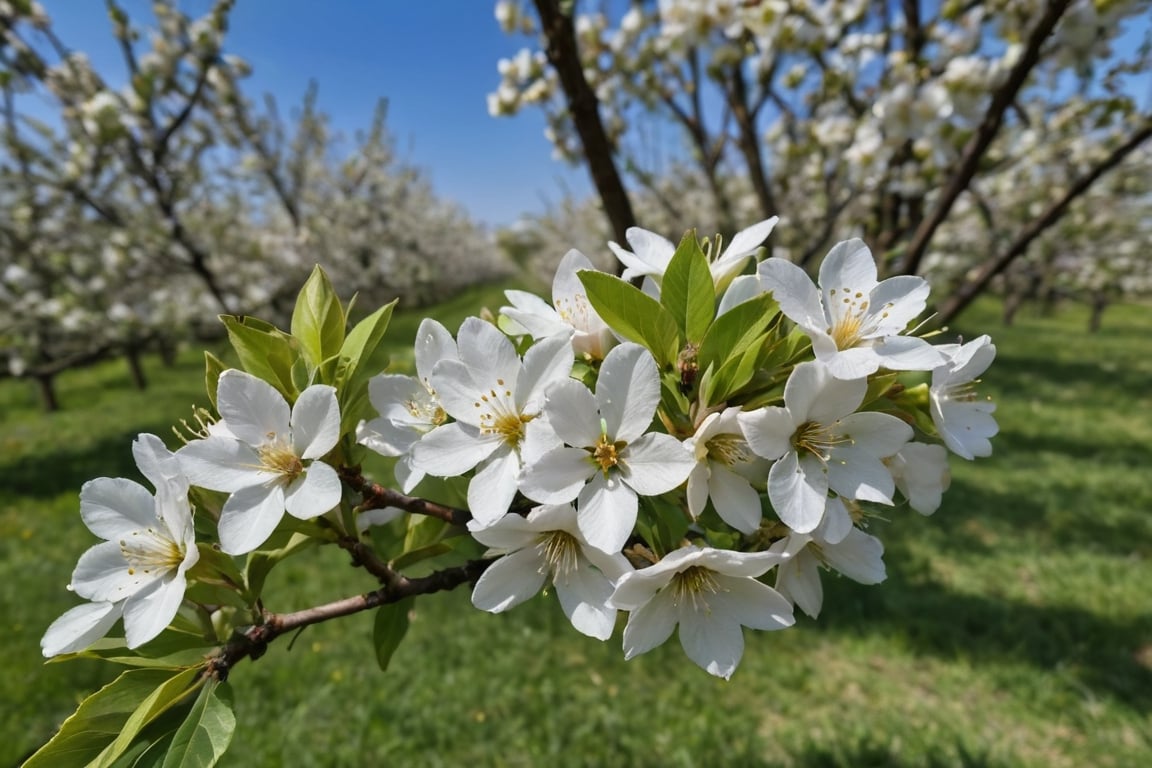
[
  {"xmin": 159, "ymin": 680, "xmax": 236, "ymax": 768},
  {"xmin": 578, "ymin": 270, "xmax": 679, "ymax": 367},
  {"xmin": 704, "ymin": 332, "xmax": 770, "ymax": 405},
  {"xmin": 94, "ymin": 667, "xmax": 204, "ymax": 767},
  {"xmin": 291, "ymin": 265, "xmax": 346, "ymax": 370},
  {"xmin": 337, "ymin": 301, "xmax": 396, "ymax": 434},
  {"xmin": 23, "ymin": 668, "xmax": 203, "ymax": 768},
  {"xmin": 243, "ymin": 532, "xmax": 319, "ymax": 599},
  {"xmin": 218, "ymin": 316, "xmax": 297, "ymax": 400},
  {"xmin": 372, "ymin": 599, "xmax": 412, "ymax": 672},
  {"xmin": 660, "ymin": 233, "xmax": 715, "ymax": 344},
  {"xmin": 50, "ymin": 632, "xmax": 216, "ymax": 670},
  {"xmin": 202, "ymin": 352, "xmax": 226, "ymax": 411},
  {"xmin": 697, "ymin": 293, "xmax": 779, "ymax": 373}
]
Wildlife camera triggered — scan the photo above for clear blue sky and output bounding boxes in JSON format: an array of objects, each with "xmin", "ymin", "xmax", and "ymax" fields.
[{"xmin": 41, "ymin": 0, "xmax": 591, "ymax": 227}]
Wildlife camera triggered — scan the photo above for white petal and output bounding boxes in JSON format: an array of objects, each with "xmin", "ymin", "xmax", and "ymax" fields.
[
  {"xmin": 738, "ymin": 407, "xmax": 794, "ymax": 460},
  {"xmin": 470, "ymin": 546, "xmax": 548, "ymax": 613},
  {"xmin": 216, "ymin": 369, "xmax": 290, "ymax": 447},
  {"xmin": 543, "ymin": 379, "xmax": 601, "ymax": 447},
  {"xmin": 686, "ymin": 462, "xmax": 709, "ymax": 520},
  {"xmin": 717, "ymin": 275, "xmax": 763, "ymax": 316},
  {"xmin": 414, "ymin": 318, "xmax": 459, "ymax": 385},
  {"xmin": 284, "ymin": 460, "xmax": 341, "ymax": 519},
  {"xmin": 711, "ymin": 575, "xmax": 794, "ymax": 631},
  {"xmin": 131, "ymin": 433, "xmax": 184, "ymax": 492},
  {"xmin": 621, "ymin": 586, "xmax": 678, "ymax": 659},
  {"xmin": 79, "ymin": 478, "xmax": 157, "ymax": 540},
  {"xmin": 868, "ymin": 275, "xmax": 930, "ymax": 333},
  {"xmin": 176, "ymin": 437, "xmax": 270, "ymax": 493},
  {"xmin": 368, "ymin": 373, "xmax": 424, "ymax": 415},
  {"xmin": 217, "ymin": 484, "xmax": 286, "ymax": 555},
  {"xmin": 610, "ymin": 562, "xmax": 677, "ymax": 611},
  {"xmin": 787, "ymin": 361, "xmax": 863, "ymax": 424},
  {"xmin": 428, "ymin": 359, "xmax": 482, "ymax": 425},
  {"xmin": 519, "ymin": 446, "xmax": 593, "ymax": 504},
  {"xmin": 517, "ymin": 332, "xmax": 574, "ymax": 413},
  {"xmin": 620, "ymin": 433, "xmax": 694, "ymax": 495},
  {"xmin": 768, "ymin": 452, "xmax": 827, "ymax": 533},
  {"xmin": 837, "ymin": 411, "xmax": 913, "ymax": 458},
  {"xmin": 776, "ymin": 549, "xmax": 824, "ymax": 619},
  {"xmin": 708, "ymin": 463, "xmax": 764, "ymax": 534},
  {"xmin": 71, "ymin": 540, "xmax": 151, "ymax": 602},
  {"xmin": 596, "ymin": 343, "xmax": 660, "ymax": 443},
  {"xmin": 456, "ymin": 317, "xmax": 520, "ymax": 387},
  {"xmin": 678, "ymin": 605, "xmax": 744, "ymax": 679},
  {"xmin": 721, "ymin": 216, "xmax": 778, "ymax": 260},
  {"xmin": 357, "ymin": 415, "xmax": 419, "ymax": 457},
  {"xmin": 411, "ymin": 422, "xmax": 499, "ymax": 476},
  {"xmin": 502, "ymin": 290, "xmax": 567, "ymax": 340},
  {"xmin": 827, "ymin": 448, "xmax": 896, "ymax": 504},
  {"xmin": 817, "ymin": 496, "xmax": 854, "ymax": 544},
  {"xmin": 555, "ymin": 562, "xmax": 618, "ymax": 640},
  {"xmin": 818, "ymin": 239, "xmax": 877, "ymax": 301},
  {"xmin": 467, "ymin": 448, "xmax": 521, "ymax": 527},
  {"xmin": 291, "ymin": 385, "xmax": 340, "ymax": 460},
  {"xmin": 757, "ymin": 257, "xmax": 824, "ymax": 330},
  {"xmin": 577, "ymin": 473, "xmax": 637, "ymax": 554},
  {"xmin": 41, "ymin": 601, "xmax": 123, "ymax": 657},
  {"xmin": 872, "ymin": 335, "xmax": 944, "ymax": 372},
  {"xmin": 821, "ymin": 347, "xmax": 883, "ymax": 380},
  {"xmin": 822, "ymin": 528, "xmax": 886, "ymax": 584},
  {"xmin": 468, "ymin": 508, "xmax": 549, "ymax": 550},
  {"xmin": 122, "ymin": 575, "xmax": 185, "ymax": 648}
]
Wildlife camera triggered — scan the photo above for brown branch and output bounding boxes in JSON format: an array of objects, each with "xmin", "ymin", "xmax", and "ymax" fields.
[
  {"xmin": 934, "ymin": 121, "xmax": 1152, "ymax": 325},
  {"xmin": 898, "ymin": 0, "xmax": 1073, "ymax": 275},
  {"xmin": 340, "ymin": 467, "xmax": 473, "ymax": 527}
]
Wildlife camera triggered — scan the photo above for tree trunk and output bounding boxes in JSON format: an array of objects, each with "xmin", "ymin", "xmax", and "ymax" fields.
[
  {"xmin": 125, "ymin": 347, "xmax": 148, "ymax": 390},
  {"xmin": 34, "ymin": 373, "xmax": 59, "ymax": 412},
  {"xmin": 1002, "ymin": 291, "xmax": 1024, "ymax": 326},
  {"xmin": 1089, "ymin": 293, "xmax": 1108, "ymax": 333}
]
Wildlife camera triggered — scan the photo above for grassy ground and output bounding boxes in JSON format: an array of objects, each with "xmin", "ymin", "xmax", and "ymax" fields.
[{"xmin": 2, "ymin": 293, "xmax": 1150, "ymax": 767}]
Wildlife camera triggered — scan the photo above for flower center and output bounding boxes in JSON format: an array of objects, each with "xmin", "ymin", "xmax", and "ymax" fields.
[
  {"xmin": 942, "ymin": 379, "xmax": 982, "ymax": 403},
  {"xmin": 670, "ymin": 565, "xmax": 722, "ymax": 613},
  {"xmin": 590, "ymin": 433, "xmax": 626, "ymax": 475},
  {"xmin": 259, "ymin": 437, "xmax": 304, "ymax": 478},
  {"xmin": 405, "ymin": 396, "xmax": 447, "ymax": 426},
  {"xmin": 791, "ymin": 420, "xmax": 848, "ymax": 462},
  {"xmin": 120, "ymin": 528, "xmax": 184, "ymax": 580},
  {"xmin": 539, "ymin": 530, "xmax": 581, "ymax": 583},
  {"xmin": 555, "ymin": 293, "xmax": 593, "ymax": 330},
  {"xmin": 707, "ymin": 434, "xmax": 753, "ymax": 468},
  {"xmin": 475, "ymin": 380, "xmax": 531, "ymax": 446}
]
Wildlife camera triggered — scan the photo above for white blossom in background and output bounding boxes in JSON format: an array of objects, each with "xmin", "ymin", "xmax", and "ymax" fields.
[
  {"xmin": 42, "ymin": 434, "xmax": 198, "ymax": 656},
  {"xmin": 931, "ymin": 335, "xmax": 998, "ymax": 460},
  {"xmin": 684, "ymin": 407, "xmax": 769, "ymax": 534},
  {"xmin": 520, "ymin": 343, "xmax": 695, "ymax": 554},
  {"xmin": 176, "ymin": 370, "xmax": 341, "ymax": 555},
  {"xmin": 411, "ymin": 318, "xmax": 574, "ymax": 527},
  {"xmin": 610, "ymin": 545, "xmax": 795, "ymax": 679},
  {"xmin": 501, "ymin": 248, "xmax": 617, "ymax": 359},
  {"xmin": 469, "ymin": 503, "xmax": 632, "ymax": 640},
  {"xmin": 758, "ymin": 239, "xmax": 943, "ymax": 379},
  {"xmin": 739, "ymin": 361, "xmax": 913, "ymax": 533},
  {"xmin": 358, "ymin": 318, "xmax": 458, "ymax": 492}
]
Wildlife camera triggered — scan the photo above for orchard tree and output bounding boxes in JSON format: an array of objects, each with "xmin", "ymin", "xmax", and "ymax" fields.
[{"xmin": 489, "ymin": 0, "xmax": 1151, "ymax": 323}]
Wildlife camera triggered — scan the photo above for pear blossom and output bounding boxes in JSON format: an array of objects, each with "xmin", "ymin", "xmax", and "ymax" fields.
[
  {"xmin": 42, "ymin": 434, "xmax": 199, "ymax": 656},
  {"xmin": 738, "ymin": 361, "xmax": 913, "ymax": 533},
  {"xmin": 758, "ymin": 239, "xmax": 942, "ymax": 379},
  {"xmin": 410, "ymin": 318, "xmax": 574, "ymax": 527},
  {"xmin": 931, "ymin": 335, "xmax": 998, "ymax": 460},
  {"xmin": 684, "ymin": 407, "xmax": 770, "ymax": 534},
  {"xmin": 176, "ymin": 370, "xmax": 342, "ymax": 555},
  {"xmin": 887, "ymin": 442, "xmax": 951, "ymax": 514},
  {"xmin": 608, "ymin": 217, "xmax": 778, "ymax": 289},
  {"xmin": 519, "ymin": 343, "xmax": 695, "ymax": 554},
  {"xmin": 357, "ymin": 318, "xmax": 458, "ymax": 492},
  {"xmin": 501, "ymin": 249, "xmax": 616, "ymax": 359},
  {"xmin": 610, "ymin": 545, "xmax": 794, "ymax": 679},
  {"xmin": 469, "ymin": 503, "xmax": 632, "ymax": 639}
]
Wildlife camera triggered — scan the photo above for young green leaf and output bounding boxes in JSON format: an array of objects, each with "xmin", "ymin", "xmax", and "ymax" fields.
[
  {"xmin": 697, "ymin": 293, "xmax": 779, "ymax": 373},
  {"xmin": 373, "ymin": 599, "xmax": 412, "ymax": 672},
  {"xmin": 660, "ymin": 233, "xmax": 715, "ymax": 344},
  {"xmin": 578, "ymin": 270, "xmax": 679, "ymax": 367},
  {"xmin": 219, "ymin": 316, "xmax": 297, "ymax": 400},
  {"xmin": 291, "ymin": 265, "xmax": 346, "ymax": 370},
  {"xmin": 94, "ymin": 667, "xmax": 204, "ymax": 767},
  {"xmin": 202, "ymin": 352, "xmax": 226, "ymax": 411},
  {"xmin": 159, "ymin": 679, "xmax": 236, "ymax": 768}
]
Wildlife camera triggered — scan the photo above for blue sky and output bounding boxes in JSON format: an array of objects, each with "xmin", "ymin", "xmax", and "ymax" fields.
[{"xmin": 41, "ymin": 1, "xmax": 591, "ymax": 227}]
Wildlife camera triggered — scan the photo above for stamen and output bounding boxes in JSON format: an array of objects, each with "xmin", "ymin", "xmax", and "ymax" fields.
[
  {"xmin": 540, "ymin": 530, "xmax": 581, "ymax": 583},
  {"xmin": 669, "ymin": 565, "xmax": 722, "ymax": 614}
]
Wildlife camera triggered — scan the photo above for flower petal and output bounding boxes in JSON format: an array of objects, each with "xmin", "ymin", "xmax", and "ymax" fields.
[
  {"xmin": 827, "ymin": 448, "xmax": 896, "ymax": 504},
  {"xmin": 678, "ymin": 603, "xmax": 744, "ymax": 679},
  {"xmin": 597, "ymin": 343, "xmax": 660, "ymax": 443},
  {"xmin": 776, "ymin": 548, "xmax": 823, "ymax": 619},
  {"xmin": 411, "ymin": 422, "xmax": 499, "ymax": 477},
  {"xmin": 284, "ymin": 460, "xmax": 341, "ymax": 520},
  {"xmin": 131, "ymin": 433, "xmax": 185, "ymax": 492},
  {"xmin": 708, "ymin": 463, "xmax": 764, "ymax": 534},
  {"xmin": 621, "ymin": 586, "xmax": 678, "ymax": 659},
  {"xmin": 837, "ymin": 411, "xmax": 913, "ymax": 458},
  {"xmin": 520, "ymin": 446, "xmax": 594, "ymax": 504},
  {"xmin": 823, "ymin": 528, "xmax": 886, "ymax": 584},
  {"xmin": 470, "ymin": 546, "xmax": 548, "ymax": 613},
  {"xmin": 122, "ymin": 575, "xmax": 186, "ymax": 648},
  {"xmin": 711, "ymin": 575, "xmax": 794, "ymax": 631},
  {"xmin": 871, "ymin": 335, "xmax": 944, "ymax": 372},
  {"xmin": 543, "ymin": 379, "xmax": 601, "ymax": 447},
  {"xmin": 758, "ymin": 257, "xmax": 824, "ymax": 330},
  {"xmin": 177, "ymin": 437, "xmax": 270, "ymax": 493},
  {"xmin": 41, "ymin": 601, "xmax": 123, "ymax": 657},
  {"xmin": 555, "ymin": 561, "xmax": 618, "ymax": 640},
  {"xmin": 292, "ymin": 385, "xmax": 340, "ymax": 460},
  {"xmin": 456, "ymin": 317, "xmax": 520, "ymax": 387},
  {"xmin": 217, "ymin": 484, "xmax": 286, "ymax": 555},
  {"xmin": 577, "ymin": 473, "xmax": 637, "ymax": 554},
  {"xmin": 738, "ymin": 407, "xmax": 795, "ymax": 461},
  {"xmin": 414, "ymin": 318, "xmax": 458, "ymax": 385},
  {"xmin": 216, "ymin": 369, "xmax": 291, "ymax": 447},
  {"xmin": 79, "ymin": 477, "xmax": 157, "ymax": 540},
  {"xmin": 517, "ymin": 332, "xmax": 574, "ymax": 413},
  {"xmin": 71, "ymin": 540, "xmax": 152, "ymax": 603},
  {"xmin": 619, "ymin": 433, "xmax": 693, "ymax": 495},
  {"xmin": 768, "ymin": 452, "xmax": 827, "ymax": 533},
  {"xmin": 467, "ymin": 447, "xmax": 522, "ymax": 527},
  {"xmin": 818, "ymin": 239, "xmax": 877, "ymax": 303},
  {"xmin": 868, "ymin": 275, "xmax": 930, "ymax": 333}
]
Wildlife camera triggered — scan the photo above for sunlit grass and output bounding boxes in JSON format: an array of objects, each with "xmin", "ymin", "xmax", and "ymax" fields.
[{"xmin": 3, "ymin": 295, "xmax": 1150, "ymax": 767}]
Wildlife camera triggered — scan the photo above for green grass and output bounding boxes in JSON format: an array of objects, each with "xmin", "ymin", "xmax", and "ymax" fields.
[{"xmin": 3, "ymin": 295, "xmax": 1150, "ymax": 767}]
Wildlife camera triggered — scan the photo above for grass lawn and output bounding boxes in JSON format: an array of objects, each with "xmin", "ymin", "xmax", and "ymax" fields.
[{"xmin": 2, "ymin": 291, "xmax": 1150, "ymax": 767}]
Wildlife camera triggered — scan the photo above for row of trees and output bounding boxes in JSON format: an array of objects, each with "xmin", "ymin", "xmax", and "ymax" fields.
[{"xmin": 0, "ymin": 0, "xmax": 509, "ymax": 409}]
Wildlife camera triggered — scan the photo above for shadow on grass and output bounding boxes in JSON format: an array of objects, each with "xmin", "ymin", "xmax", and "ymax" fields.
[
  {"xmin": 0, "ymin": 429, "xmax": 156, "ymax": 500},
  {"xmin": 788, "ymin": 737, "xmax": 1001, "ymax": 768},
  {"xmin": 818, "ymin": 569, "xmax": 1152, "ymax": 714}
]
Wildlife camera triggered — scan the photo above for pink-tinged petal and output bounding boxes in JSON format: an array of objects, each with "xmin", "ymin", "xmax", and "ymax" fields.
[
  {"xmin": 868, "ymin": 275, "xmax": 930, "ymax": 333},
  {"xmin": 429, "ymin": 359, "xmax": 484, "ymax": 425},
  {"xmin": 788, "ymin": 361, "xmax": 864, "ymax": 424},
  {"xmin": 776, "ymin": 548, "xmax": 823, "ymax": 618},
  {"xmin": 817, "ymin": 496, "xmax": 854, "ymax": 544},
  {"xmin": 555, "ymin": 563, "xmax": 618, "ymax": 640},
  {"xmin": 284, "ymin": 460, "xmax": 341, "ymax": 520},
  {"xmin": 620, "ymin": 433, "xmax": 694, "ymax": 495},
  {"xmin": 123, "ymin": 575, "xmax": 185, "ymax": 648},
  {"xmin": 41, "ymin": 601, "xmax": 122, "ymax": 657},
  {"xmin": 544, "ymin": 379, "xmax": 601, "ymax": 447},
  {"xmin": 71, "ymin": 540, "xmax": 152, "ymax": 602},
  {"xmin": 292, "ymin": 385, "xmax": 340, "ymax": 460},
  {"xmin": 520, "ymin": 446, "xmax": 594, "ymax": 504},
  {"xmin": 871, "ymin": 336, "xmax": 944, "ymax": 372},
  {"xmin": 678, "ymin": 604, "xmax": 745, "ymax": 679},
  {"xmin": 577, "ymin": 473, "xmax": 637, "ymax": 554},
  {"xmin": 79, "ymin": 477, "xmax": 156, "ymax": 540},
  {"xmin": 686, "ymin": 462, "xmax": 710, "ymax": 519},
  {"xmin": 470, "ymin": 546, "xmax": 548, "ymax": 613},
  {"xmin": 131, "ymin": 433, "xmax": 184, "ymax": 492},
  {"xmin": 468, "ymin": 448, "xmax": 522, "ymax": 527},
  {"xmin": 768, "ymin": 452, "xmax": 828, "ymax": 533},
  {"xmin": 738, "ymin": 407, "xmax": 795, "ymax": 460},
  {"xmin": 414, "ymin": 318, "xmax": 458, "ymax": 385},
  {"xmin": 177, "ymin": 437, "xmax": 270, "ymax": 493},
  {"xmin": 711, "ymin": 575, "xmax": 794, "ymax": 631},
  {"xmin": 757, "ymin": 258, "xmax": 824, "ymax": 330},
  {"xmin": 820, "ymin": 347, "xmax": 882, "ymax": 380},
  {"xmin": 456, "ymin": 317, "xmax": 520, "ymax": 387},
  {"xmin": 708, "ymin": 463, "xmax": 764, "ymax": 534},
  {"xmin": 502, "ymin": 290, "xmax": 566, "ymax": 339},
  {"xmin": 621, "ymin": 587, "xmax": 678, "ymax": 659},
  {"xmin": 216, "ymin": 369, "xmax": 290, "ymax": 447},
  {"xmin": 217, "ymin": 484, "xmax": 285, "ymax": 555},
  {"xmin": 818, "ymin": 239, "xmax": 877, "ymax": 301},
  {"xmin": 837, "ymin": 411, "xmax": 913, "ymax": 457},
  {"xmin": 517, "ymin": 332, "xmax": 574, "ymax": 412},
  {"xmin": 411, "ymin": 422, "xmax": 499, "ymax": 477},
  {"xmin": 827, "ymin": 448, "xmax": 896, "ymax": 504},
  {"xmin": 721, "ymin": 216, "xmax": 778, "ymax": 260},
  {"xmin": 823, "ymin": 528, "xmax": 886, "ymax": 584},
  {"xmin": 597, "ymin": 343, "xmax": 660, "ymax": 443}
]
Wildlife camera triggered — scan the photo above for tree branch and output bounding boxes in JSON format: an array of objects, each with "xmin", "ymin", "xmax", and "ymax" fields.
[{"xmin": 340, "ymin": 467, "xmax": 473, "ymax": 527}]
